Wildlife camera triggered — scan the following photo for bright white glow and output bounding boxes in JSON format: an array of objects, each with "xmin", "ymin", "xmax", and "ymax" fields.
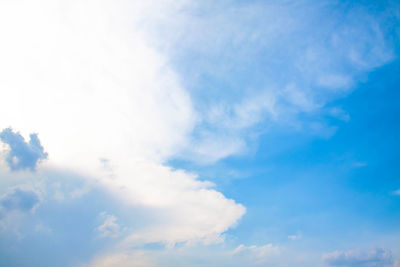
[{"xmin": 0, "ymin": 0, "xmax": 245, "ymax": 245}]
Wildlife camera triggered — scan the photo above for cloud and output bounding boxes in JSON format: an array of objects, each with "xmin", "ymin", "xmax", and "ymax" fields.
[
  {"xmin": 0, "ymin": 0, "xmax": 195, "ymax": 166},
  {"xmin": 317, "ymin": 74, "xmax": 353, "ymax": 90},
  {"xmin": 86, "ymin": 243, "xmax": 283, "ymax": 267},
  {"xmin": 0, "ymin": 128, "xmax": 47, "ymax": 171},
  {"xmin": 0, "ymin": 0, "xmax": 244, "ymax": 247},
  {"xmin": 323, "ymin": 248, "xmax": 394, "ymax": 267},
  {"xmin": 141, "ymin": 0, "xmax": 398, "ymax": 160},
  {"xmin": 107, "ymin": 162, "xmax": 245, "ymax": 246},
  {"xmin": 0, "ymin": 168, "xmax": 244, "ymax": 267},
  {"xmin": 232, "ymin": 244, "xmax": 280, "ymax": 264},
  {"xmin": 96, "ymin": 212, "xmax": 122, "ymax": 239},
  {"xmin": 86, "ymin": 251, "xmax": 155, "ymax": 267},
  {"xmin": 0, "ymin": 1, "xmax": 398, "ymax": 167},
  {"xmin": 393, "ymin": 189, "xmax": 400, "ymax": 196},
  {"xmin": 0, "ymin": 188, "xmax": 39, "ymax": 212},
  {"xmin": 328, "ymin": 107, "xmax": 351, "ymax": 122},
  {"xmin": 288, "ymin": 233, "xmax": 302, "ymax": 241},
  {"xmin": 0, "ymin": 0, "xmax": 397, "ymax": 164},
  {"xmin": 0, "ymin": 0, "xmax": 399, "ymax": 265}
]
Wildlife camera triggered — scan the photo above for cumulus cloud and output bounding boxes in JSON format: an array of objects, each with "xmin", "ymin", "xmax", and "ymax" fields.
[
  {"xmin": 323, "ymin": 248, "xmax": 394, "ymax": 267},
  {"xmin": 0, "ymin": 188, "xmax": 39, "ymax": 213},
  {"xmin": 0, "ymin": 0, "xmax": 399, "ymax": 265},
  {"xmin": 0, "ymin": 0, "xmax": 244, "ymax": 247},
  {"xmin": 0, "ymin": 168, "xmax": 244, "ymax": 267},
  {"xmin": 0, "ymin": 128, "xmax": 47, "ymax": 171},
  {"xmin": 0, "ymin": 0, "xmax": 195, "ymax": 168},
  {"xmin": 106, "ymin": 162, "xmax": 245, "ymax": 246}
]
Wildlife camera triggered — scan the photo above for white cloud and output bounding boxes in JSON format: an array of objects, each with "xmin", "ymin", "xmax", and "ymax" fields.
[
  {"xmin": 106, "ymin": 161, "xmax": 245, "ymax": 246},
  {"xmin": 0, "ymin": 0, "xmax": 398, "ymax": 263},
  {"xmin": 282, "ymin": 83, "xmax": 320, "ymax": 112},
  {"xmin": 233, "ymin": 244, "xmax": 281, "ymax": 264},
  {"xmin": 0, "ymin": 0, "xmax": 244, "ymax": 246},
  {"xmin": 97, "ymin": 212, "xmax": 123, "ymax": 239},
  {"xmin": 323, "ymin": 248, "xmax": 394, "ymax": 267},
  {"xmin": 126, "ymin": 1, "xmax": 396, "ymax": 164},
  {"xmin": 0, "ymin": 0, "xmax": 195, "ymax": 166}
]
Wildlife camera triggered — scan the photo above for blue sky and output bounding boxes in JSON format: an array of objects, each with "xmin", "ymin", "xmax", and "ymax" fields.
[{"xmin": 0, "ymin": 0, "xmax": 399, "ymax": 266}]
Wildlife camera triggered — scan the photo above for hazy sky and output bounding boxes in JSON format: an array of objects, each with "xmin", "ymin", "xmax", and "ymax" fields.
[{"xmin": 0, "ymin": 1, "xmax": 399, "ymax": 266}]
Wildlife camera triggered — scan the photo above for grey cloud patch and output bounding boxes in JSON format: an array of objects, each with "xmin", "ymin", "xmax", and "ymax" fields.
[
  {"xmin": 1, "ymin": 188, "xmax": 40, "ymax": 212},
  {"xmin": 323, "ymin": 248, "xmax": 394, "ymax": 267},
  {"xmin": 0, "ymin": 128, "xmax": 48, "ymax": 171}
]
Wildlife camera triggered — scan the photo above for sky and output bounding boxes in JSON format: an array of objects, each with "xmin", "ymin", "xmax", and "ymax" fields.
[{"xmin": 0, "ymin": 0, "xmax": 399, "ymax": 266}]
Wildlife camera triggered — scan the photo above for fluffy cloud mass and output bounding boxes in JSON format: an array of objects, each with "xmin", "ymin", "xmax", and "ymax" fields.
[{"xmin": 0, "ymin": 0, "xmax": 244, "ymax": 248}]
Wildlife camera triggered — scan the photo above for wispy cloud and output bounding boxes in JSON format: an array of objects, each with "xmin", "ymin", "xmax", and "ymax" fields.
[
  {"xmin": 288, "ymin": 233, "xmax": 302, "ymax": 241},
  {"xmin": 232, "ymin": 244, "xmax": 280, "ymax": 264},
  {"xmin": 0, "ymin": 0, "xmax": 399, "ymax": 266},
  {"xmin": 139, "ymin": 0, "xmax": 398, "ymax": 162},
  {"xmin": 96, "ymin": 212, "xmax": 123, "ymax": 239},
  {"xmin": 0, "ymin": 0, "xmax": 245, "ymax": 247},
  {"xmin": 323, "ymin": 248, "xmax": 394, "ymax": 267}
]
